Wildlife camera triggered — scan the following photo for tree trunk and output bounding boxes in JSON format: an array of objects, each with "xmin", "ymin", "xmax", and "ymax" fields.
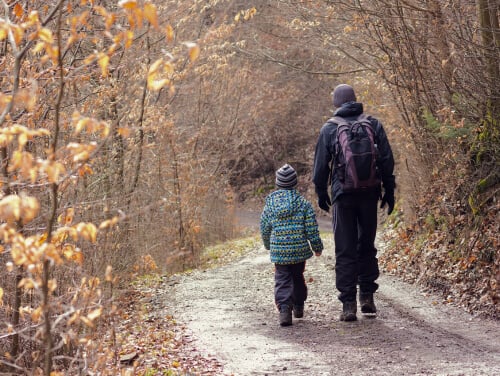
[{"xmin": 477, "ymin": 0, "xmax": 500, "ymax": 118}]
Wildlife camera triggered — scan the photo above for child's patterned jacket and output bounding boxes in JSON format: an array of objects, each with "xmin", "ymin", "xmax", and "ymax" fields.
[{"xmin": 260, "ymin": 189, "xmax": 323, "ymax": 264}]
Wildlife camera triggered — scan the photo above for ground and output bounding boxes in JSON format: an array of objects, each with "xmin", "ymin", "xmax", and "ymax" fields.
[{"xmin": 129, "ymin": 210, "xmax": 500, "ymax": 375}]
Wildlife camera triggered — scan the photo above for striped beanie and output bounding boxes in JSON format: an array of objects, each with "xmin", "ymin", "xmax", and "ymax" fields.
[{"xmin": 275, "ymin": 164, "xmax": 298, "ymax": 189}]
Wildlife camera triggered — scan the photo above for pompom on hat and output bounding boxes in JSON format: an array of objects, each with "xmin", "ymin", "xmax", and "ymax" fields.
[
  {"xmin": 332, "ymin": 84, "xmax": 357, "ymax": 107},
  {"xmin": 275, "ymin": 164, "xmax": 298, "ymax": 189}
]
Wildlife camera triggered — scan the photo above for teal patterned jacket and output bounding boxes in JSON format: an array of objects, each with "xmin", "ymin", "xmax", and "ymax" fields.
[{"xmin": 260, "ymin": 189, "xmax": 323, "ymax": 264}]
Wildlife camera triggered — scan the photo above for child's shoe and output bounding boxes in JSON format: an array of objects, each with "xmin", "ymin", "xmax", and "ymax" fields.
[
  {"xmin": 293, "ymin": 304, "xmax": 304, "ymax": 318},
  {"xmin": 279, "ymin": 305, "xmax": 292, "ymax": 326}
]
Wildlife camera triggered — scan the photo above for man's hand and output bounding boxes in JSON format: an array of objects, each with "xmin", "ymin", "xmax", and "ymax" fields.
[
  {"xmin": 380, "ymin": 190, "xmax": 395, "ymax": 215},
  {"xmin": 317, "ymin": 191, "xmax": 331, "ymax": 212}
]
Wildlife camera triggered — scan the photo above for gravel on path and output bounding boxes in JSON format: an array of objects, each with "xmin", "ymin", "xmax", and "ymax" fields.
[{"xmin": 157, "ymin": 235, "xmax": 500, "ymax": 376}]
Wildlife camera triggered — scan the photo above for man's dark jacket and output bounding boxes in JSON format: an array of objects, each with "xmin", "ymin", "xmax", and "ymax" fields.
[{"xmin": 313, "ymin": 102, "xmax": 395, "ymax": 202}]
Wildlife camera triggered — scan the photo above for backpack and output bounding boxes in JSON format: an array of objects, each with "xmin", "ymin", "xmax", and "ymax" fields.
[{"xmin": 330, "ymin": 114, "xmax": 380, "ymax": 192}]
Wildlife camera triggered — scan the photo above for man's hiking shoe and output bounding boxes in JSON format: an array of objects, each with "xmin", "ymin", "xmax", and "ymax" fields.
[
  {"xmin": 360, "ymin": 293, "xmax": 377, "ymax": 316},
  {"xmin": 293, "ymin": 304, "xmax": 304, "ymax": 318},
  {"xmin": 339, "ymin": 301, "xmax": 357, "ymax": 322},
  {"xmin": 279, "ymin": 305, "xmax": 292, "ymax": 326}
]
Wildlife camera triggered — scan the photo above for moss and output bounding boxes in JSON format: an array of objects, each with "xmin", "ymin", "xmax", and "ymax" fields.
[{"xmin": 199, "ymin": 235, "xmax": 261, "ymax": 269}]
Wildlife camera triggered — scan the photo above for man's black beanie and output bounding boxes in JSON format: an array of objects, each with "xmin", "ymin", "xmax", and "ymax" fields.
[{"xmin": 332, "ymin": 84, "xmax": 357, "ymax": 107}]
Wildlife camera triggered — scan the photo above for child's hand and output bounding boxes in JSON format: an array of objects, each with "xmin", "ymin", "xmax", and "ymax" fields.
[{"xmin": 314, "ymin": 252, "xmax": 322, "ymax": 257}]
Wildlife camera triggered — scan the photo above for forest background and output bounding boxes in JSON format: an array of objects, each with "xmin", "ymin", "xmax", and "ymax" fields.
[{"xmin": 0, "ymin": 0, "xmax": 498, "ymax": 374}]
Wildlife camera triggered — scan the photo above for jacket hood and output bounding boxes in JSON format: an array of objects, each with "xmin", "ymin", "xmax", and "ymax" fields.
[
  {"xmin": 265, "ymin": 189, "xmax": 303, "ymax": 218},
  {"xmin": 334, "ymin": 101, "xmax": 364, "ymax": 118}
]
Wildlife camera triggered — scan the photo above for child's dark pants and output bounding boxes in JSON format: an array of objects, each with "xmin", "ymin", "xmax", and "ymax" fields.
[{"xmin": 274, "ymin": 261, "xmax": 307, "ymax": 310}]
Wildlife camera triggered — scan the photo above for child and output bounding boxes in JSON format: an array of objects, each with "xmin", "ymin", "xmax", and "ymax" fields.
[{"xmin": 260, "ymin": 164, "xmax": 323, "ymax": 326}]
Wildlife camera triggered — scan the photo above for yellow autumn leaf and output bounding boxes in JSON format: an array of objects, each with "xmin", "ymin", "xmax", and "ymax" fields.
[
  {"xmin": 76, "ymin": 222, "xmax": 97, "ymax": 243},
  {"xmin": 68, "ymin": 311, "xmax": 80, "ymax": 326},
  {"xmin": 10, "ymin": 150, "xmax": 23, "ymax": 170},
  {"xmin": 17, "ymin": 132, "xmax": 28, "ymax": 149},
  {"xmin": 43, "ymin": 243, "xmax": 63, "ymax": 265},
  {"xmin": 11, "ymin": 24, "xmax": 24, "ymax": 45},
  {"xmin": 243, "ymin": 8, "xmax": 257, "ymax": 20},
  {"xmin": 62, "ymin": 244, "xmax": 75, "ymax": 259},
  {"xmin": 87, "ymin": 307, "xmax": 102, "ymax": 321},
  {"xmin": 29, "ymin": 167, "xmax": 37, "ymax": 184},
  {"xmin": 31, "ymin": 307, "xmax": 43, "ymax": 322},
  {"xmin": 188, "ymin": 43, "xmax": 200, "ymax": 62},
  {"xmin": 0, "ymin": 287, "xmax": 3, "ymax": 306},
  {"xmin": 74, "ymin": 116, "xmax": 91, "ymax": 135},
  {"xmin": 18, "ymin": 278, "xmax": 37, "ymax": 289},
  {"xmin": 72, "ymin": 250, "xmax": 84, "ymax": 265},
  {"xmin": 80, "ymin": 316, "xmax": 94, "ymax": 328},
  {"xmin": 117, "ymin": 127, "xmax": 131, "ymax": 137},
  {"xmin": 118, "ymin": 0, "xmax": 137, "ymax": 10},
  {"xmin": 100, "ymin": 122, "xmax": 111, "ymax": 138},
  {"xmin": 125, "ymin": 30, "xmax": 134, "ymax": 49},
  {"xmin": 149, "ymin": 58, "xmax": 163, "ymax": 74},
  {"xmin": 65, "ymin": 208, "xmax": 75, "ymax": 225},
  {"xmin": 83, "ymin": 53, "xmax": 95, "ymax": 65},
  {"xmin": 94, "ymin": 5, "xmax": 108, "ymax": 18},
  {"xmin": 147, "ymin": 58, "xmax": 170, "ymax": 90},
  {"xmin": 48, "ymin": 279, "xmax": 57, "ymax": 292},
  {"xmin": 0, "ymin": 195, "xmax": 22, "ymax": 224},
  {"xmin": 105, "ymin": 13, "xmax": 116, "ymax": 30},
  {"xmin": 99, "ymin": 216, "xmax": 119, "ymax": 229},
  {"xmin": 165, "ymin": 24, "xmax": 174, "ymax": 42},
  {"xmin": 78, "ymin": 164, "xmax": 93, "ymax": 177},
  {"xmin": 105, "ymin": 265, "xmax": 113, "ymax": 282},
  {"xmin": 98, "ymin": 53, "xmax": 110, "ymax": 77},
  {"xmin": 37, "ymin": 232, "xmax": 48, "ymax": 245},
  {"xmin": 144, "ymin": 2, "xmax": 158, "ymax": 29},
  {"xmin": 46, "ymin": 161, "xmax": 66, "ymax": 183},
  {"xmin": 134, "ymin": 7, "xmax": 144, "ymax": 29},
  {"xmin": 21, "ymin": 195, "xmax": 39, "ymax": 223},
  {"xmin": 38, "ymin": 28, "xmax": 53, "ymax": 43},
  {"xmin": 0, "ymin": 26, "xmax": 7, "ymax": 41},
  {"xmin": 73, "ymin": 150, "xmax": 90, "ymax": 162},
  {"xmin": 163, "ymin": 61, "xmax": 174, "ymax": 74},
  {"xmin": 11, "ymin": 244, "xmax": 27, "ymax": 266},
  {"xmin": 13, "ymin": 4, "xmax": 24, "ymax": 18},
  {"xmin": 27, "ymin": 10, "xmax": 40, "ymax": 25},
  {"xmin": 148, "ymin": 78, "xmax": 169, "ymax": 91}
]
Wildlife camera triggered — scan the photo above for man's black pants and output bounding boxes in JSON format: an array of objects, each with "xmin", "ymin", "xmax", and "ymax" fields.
[
  {"xmin": 274, "ymin": 262, "xmax": 307, "ymax": 310},
  {"xmin": 333, "ymin": 193, "xmax": 379, "ymax": 303}
]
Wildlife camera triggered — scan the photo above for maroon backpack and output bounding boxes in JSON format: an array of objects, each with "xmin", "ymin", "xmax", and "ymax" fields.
[{"xmin": 330, "ymin": 114, "xmax": 380, "ymax": 192}]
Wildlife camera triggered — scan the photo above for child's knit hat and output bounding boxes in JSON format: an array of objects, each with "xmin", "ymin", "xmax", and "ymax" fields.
[{"xmin": 276, "ymin": 164, "xmax": 298, "ymax": 189}]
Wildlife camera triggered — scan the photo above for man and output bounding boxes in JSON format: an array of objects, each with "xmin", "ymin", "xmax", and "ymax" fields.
[{"xmin": 313, "ymin": 84, "xmax": 395, "ymax": 321}]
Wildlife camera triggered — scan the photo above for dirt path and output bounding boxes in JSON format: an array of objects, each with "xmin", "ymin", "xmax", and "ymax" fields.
[{"xmin": 158, "ymin": 229, "xmax": 500, "ymax": 376}]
